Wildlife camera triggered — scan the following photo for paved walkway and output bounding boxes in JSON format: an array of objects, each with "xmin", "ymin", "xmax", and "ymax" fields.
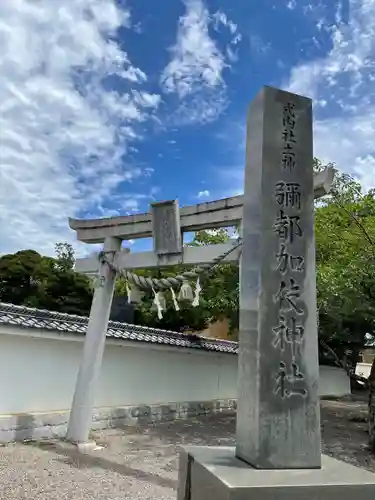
[{"xmin": 0, "ymin": 400, "xmax": 374, "ymax": 499}]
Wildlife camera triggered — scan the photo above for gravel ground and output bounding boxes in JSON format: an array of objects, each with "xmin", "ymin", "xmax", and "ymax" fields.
[{"xmin": 0, "ymin": 398, "xmax": 374, "ymax": 500}]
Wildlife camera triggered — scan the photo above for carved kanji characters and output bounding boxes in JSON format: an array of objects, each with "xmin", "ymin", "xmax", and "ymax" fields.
[
  {"xmin": 276, "ymin": 244, "xmax": 304, "ymax": 274},
  {"xmin": 273, "ymin": 210, "xmax": 303, "ymax": 244},
  {"xmin": 272, "ymin": 315, "xmax": 304, "ymax": 354},
  {"xmin": 281, "ymin": 152, "xmax": 296, "ymax": 171},
  {"xmin": 274, "ymin": 278, "xmax": 303, "ymax": 314},
  {"xmin": 274, "ymin": 361, "xmax": 307, "ymax": 398},
  {"xmin": 275, "ymin": 182, "xmax": 301, "ymax": 210}
]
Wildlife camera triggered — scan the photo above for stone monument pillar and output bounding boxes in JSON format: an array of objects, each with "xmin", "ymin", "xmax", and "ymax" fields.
[
  {"xmin": 236, "ymin": 86, "xmax": 321, "ymax": 469},
  {"xmin": 176, "ymin": 86, "xmax": 375, "ymax": 500}
]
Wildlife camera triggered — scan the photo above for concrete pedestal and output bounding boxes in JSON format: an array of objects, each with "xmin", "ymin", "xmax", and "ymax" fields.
[{"xmin": 177, "ymin": 446, "xmax": 375, "ymax": 500}]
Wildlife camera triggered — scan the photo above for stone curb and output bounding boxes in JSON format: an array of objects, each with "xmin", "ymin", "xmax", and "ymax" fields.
[{"xmin": 0, "ymin": 399, "xmax": 237, "ymax": 444}]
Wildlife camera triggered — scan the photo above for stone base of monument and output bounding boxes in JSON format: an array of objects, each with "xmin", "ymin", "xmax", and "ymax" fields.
[{"xmin": 176, "ymin": 446, "xmax": 375, "ymax": 500}]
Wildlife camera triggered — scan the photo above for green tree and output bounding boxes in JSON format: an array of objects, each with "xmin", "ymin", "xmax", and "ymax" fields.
[
  {"xmin": 315, "ymin": 169, "xmax": 375, "ymax": 358},
  {"xmin": 0, "ymin": 245, "xmax": 92, "ymax": 316},
  {"xmin": 189, "ymin": 228, "xmax": 232, "ymax": 246},
  {"xmin": 314, "ymin": 160, "xmax": 375, "ymax": 452},
  {"xmin": 188, "ymin": 228, "xmax": 239, "ymax": 334},
  {"xmin": 55, "ymin": 242, "xmax": 75, "ymax": 272}
]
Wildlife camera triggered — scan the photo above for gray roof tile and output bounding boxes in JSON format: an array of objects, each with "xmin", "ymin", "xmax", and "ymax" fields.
[{"xmin": 0, "ymin": 302, "xmax": 238, "ymax": 355}]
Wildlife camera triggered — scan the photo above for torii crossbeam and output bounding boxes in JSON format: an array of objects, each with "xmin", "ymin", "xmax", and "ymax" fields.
[{"xmin": 73, "ymin": 167, "xmax": 334, "ymax": 276}]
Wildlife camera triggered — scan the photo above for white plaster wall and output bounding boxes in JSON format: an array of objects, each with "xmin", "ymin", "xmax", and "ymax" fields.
[
  {"xmin": 356, "ymin": 362, "xmax": 372, "ymax": 380},
  {"xmin": 0, "ymin": 327, "xmax": 350, "ymax": 415},
  {"xmin": 0, "ymin": 328, "xmax": 238, "ymax": 414},
  {"xmin": 318, "ymin": 365, "xmax": 351, "ymax": 397}
]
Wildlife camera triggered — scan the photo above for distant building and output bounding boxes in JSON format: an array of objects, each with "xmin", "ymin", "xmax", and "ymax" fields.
[
  {"xmin": 110, "ymin": 295, "xmax": 134, "ymax": 324},
  {"xmin": 359, "ymin": 347, "xmax": 375, "ymax": 365},
  {"xmin": 200, "ymin": 317, "xmax": 237, "ymax": 341}
]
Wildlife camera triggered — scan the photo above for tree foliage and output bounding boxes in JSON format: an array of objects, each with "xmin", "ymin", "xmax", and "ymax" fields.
[
  {"xmin": 188, "ymin": 229, "xmax": 239, "ymax": 333},
  {"xmin": 313, "ymin": 159, "xmax": 375, "ymax": 452},
  {"xmin": 55, "ymin": 242, "xmax": 75, "ymax": 272},
  {"xmin": 0, "ymin": 244, "xmax": 92, "ymax": 316},
  {"xmin": 314, "ymin": 158, "xmax": 375, "ymax": 362}
]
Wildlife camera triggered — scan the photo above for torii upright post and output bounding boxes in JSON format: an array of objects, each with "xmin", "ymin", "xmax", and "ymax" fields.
[
  {"xmin": 66, "ymin": 201, "xmax": 183, "ymax": 445},
  {"xmin": 66, "ymin": 236, "xmax": 121, "ymax": 444}
]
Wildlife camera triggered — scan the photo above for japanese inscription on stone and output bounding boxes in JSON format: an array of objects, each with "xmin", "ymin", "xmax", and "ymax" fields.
[
  {"xmin": 272, "ymin": 101, "xmax": 307, "ymax": 399},
  {"xmin": 281, "ymin": 102, "xmax": 297, "ymax": 171}
]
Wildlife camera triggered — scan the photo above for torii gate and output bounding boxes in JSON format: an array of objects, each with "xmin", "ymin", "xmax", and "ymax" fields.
[{"xmin": 66, "ymin": 166, "xmax": 334, "ymax": 446}]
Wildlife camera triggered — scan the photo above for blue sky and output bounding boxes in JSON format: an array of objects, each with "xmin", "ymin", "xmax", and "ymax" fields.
[{"xmin": 1, "ymin": 0, "xmax": 374, "ymax": 256}]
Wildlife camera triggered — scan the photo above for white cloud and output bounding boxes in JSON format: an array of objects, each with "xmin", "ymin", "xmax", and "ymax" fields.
[
  {"xmin": 197, "ymin": 189, "xmax": 210, "ymax": 198},
  {"xmin": 284, "ymin": 0, "xmax": 375, "ymax": 191},
  {"xmin": 249, "ymin": 34, "xmax": 270, "ymax": 56},
  {"xmin": 161, "ymin": 0, "xmax": 224, "ymax": 96},
  {"xmin": 160, "ymin": 0, "xmax": 240, "ymax": 125},
  {"xmin": 0, "ymin": 0, "xmax": 159, "ymax": 256},
  {"xmin": 212, "ymin": 11, "xmax": 238, "ymax": 35},
  {"xmin": 89, "ymin": 189, "xmax": 157, "ymax": 220}
]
